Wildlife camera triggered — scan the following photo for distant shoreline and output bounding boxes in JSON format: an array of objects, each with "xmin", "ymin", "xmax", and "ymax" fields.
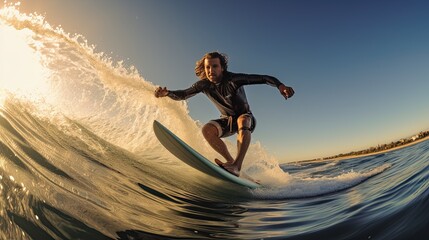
[
  {"xmin": 303, "ymin": 132, "xmax": 429, "ymax": 163},
  {"xmin": 329, "ymin": 135, "xmax": 429, "ymax": 161}
]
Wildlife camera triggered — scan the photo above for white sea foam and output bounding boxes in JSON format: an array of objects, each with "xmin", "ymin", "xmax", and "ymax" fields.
[{"xmin": 251, "ymin": 163, "xmax": 391, "ymax": 199}]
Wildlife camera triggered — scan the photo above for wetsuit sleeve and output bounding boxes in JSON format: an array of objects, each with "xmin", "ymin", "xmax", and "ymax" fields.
[
  {"xmin": 231, "ymin": 73, "xmax": 283, "ymax": 88},
  {"xmin": 166, "ymin": 80, "xmax": 209, "ymax": 100}
]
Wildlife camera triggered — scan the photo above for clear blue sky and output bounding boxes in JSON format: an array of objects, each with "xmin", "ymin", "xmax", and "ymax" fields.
[{"xmin": 12, "ymin": 0, "xmax": 429, "ymax": 161}]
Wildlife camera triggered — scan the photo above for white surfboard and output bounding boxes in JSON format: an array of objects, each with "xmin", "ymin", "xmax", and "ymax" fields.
[{"xmin": 153, "ymin": 120, "xmax": 260, "ymax": 189}]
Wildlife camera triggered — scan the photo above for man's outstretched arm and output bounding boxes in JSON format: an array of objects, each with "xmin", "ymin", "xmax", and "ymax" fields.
[
  {"xmin": 232, "ymin": 73, "xmax": 295, "ymax": 100},
  {"xmin": 154, "ymin": 80, "xmax": 209, "ymax": 100},
  {"xmin": 154, "ymin": 86, "xmax": 194, "ymax": 100}
]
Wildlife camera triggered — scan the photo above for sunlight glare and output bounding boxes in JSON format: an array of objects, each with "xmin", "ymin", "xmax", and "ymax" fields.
[{"xmin": 0, "ymin": 22, "xmax": 49, "ymax": 105}]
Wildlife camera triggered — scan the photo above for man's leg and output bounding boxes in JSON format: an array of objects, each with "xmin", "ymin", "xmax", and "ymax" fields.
[
  {"xmin": 202, "ymin": 123, "xmax": 234, "ymax": 163},
  {"xmin": 232, "ymin": 114, "xmax": 252, "ymax": 174},
  {"xmin": 217, "ymin": 114, "xmax": 252, "ymax": 176}
]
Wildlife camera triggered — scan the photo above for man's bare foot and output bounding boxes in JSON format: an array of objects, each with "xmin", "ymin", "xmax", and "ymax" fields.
[{"xmin": 215, "ymin": 158, "xmax": 240, "ymax": 177}]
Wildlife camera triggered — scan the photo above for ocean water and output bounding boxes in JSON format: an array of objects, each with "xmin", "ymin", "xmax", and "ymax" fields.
[{"xmin": 1, "ymin": 5, "xmax": 429, "ymax": 240}]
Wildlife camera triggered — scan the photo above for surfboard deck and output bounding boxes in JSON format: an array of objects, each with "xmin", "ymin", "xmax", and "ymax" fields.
[{"xmin": 153, "ymin": 120, "xmax": 260, "ymax": 189}]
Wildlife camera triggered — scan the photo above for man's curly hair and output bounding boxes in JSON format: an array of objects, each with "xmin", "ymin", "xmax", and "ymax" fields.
[{"xmin": 195, "ymin": 52, "xmax": 228, "ymax": 80}]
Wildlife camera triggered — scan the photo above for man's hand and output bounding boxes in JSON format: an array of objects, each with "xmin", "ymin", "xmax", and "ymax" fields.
[
  {"xmin": 278, "ymin": 84, "xmax": 295, "ymax": 100},
  {"xmin": 155, "ymin": 87, "xmax": 169, "ymax": 98}
]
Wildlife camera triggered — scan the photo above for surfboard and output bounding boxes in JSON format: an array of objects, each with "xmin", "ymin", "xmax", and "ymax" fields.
[{"xmin": 153, "ymin": 120, "xmax": 260, "ymax": 189}]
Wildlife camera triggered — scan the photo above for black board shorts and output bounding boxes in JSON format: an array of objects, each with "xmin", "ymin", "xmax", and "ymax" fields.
[{"xmin": 208, "ymin": 113, "xmax": 257, "ymax": 138}]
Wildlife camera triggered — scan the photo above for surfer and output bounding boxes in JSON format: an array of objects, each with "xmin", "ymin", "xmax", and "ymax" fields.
[{"xmin": 154, "ymin": 52, "xmax": 294, "ymax": 177}]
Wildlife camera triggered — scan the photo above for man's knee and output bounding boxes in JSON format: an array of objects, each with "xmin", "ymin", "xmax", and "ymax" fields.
[
  {"xmin": 237, "ymin": 114, "xmax": 252, "ymax": 129},
  {"xmin": 202, "ymin": 123, "xmax": 219, "ymax": 139}
]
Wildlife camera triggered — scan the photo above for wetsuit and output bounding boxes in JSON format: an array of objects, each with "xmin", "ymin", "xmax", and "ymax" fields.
[{"xmin": 167, "ymin": 71, "xmax": 283, "ymax": 137}]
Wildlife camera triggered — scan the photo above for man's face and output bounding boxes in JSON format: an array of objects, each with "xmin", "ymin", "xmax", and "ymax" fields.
[{"xmin": 204, "ymin": 58, "xmax": 224, "ymax": 83}]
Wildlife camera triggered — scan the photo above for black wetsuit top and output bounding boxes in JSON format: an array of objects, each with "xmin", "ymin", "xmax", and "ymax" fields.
[{"xmin": 167, "ymin": 72, "xmax": 283, "ymax": 117}]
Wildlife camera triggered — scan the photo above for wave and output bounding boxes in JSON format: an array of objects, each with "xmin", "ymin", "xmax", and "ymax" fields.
[{"xmin": 0, "ymin": 4, "xmax": 392, "ymax": 199}]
